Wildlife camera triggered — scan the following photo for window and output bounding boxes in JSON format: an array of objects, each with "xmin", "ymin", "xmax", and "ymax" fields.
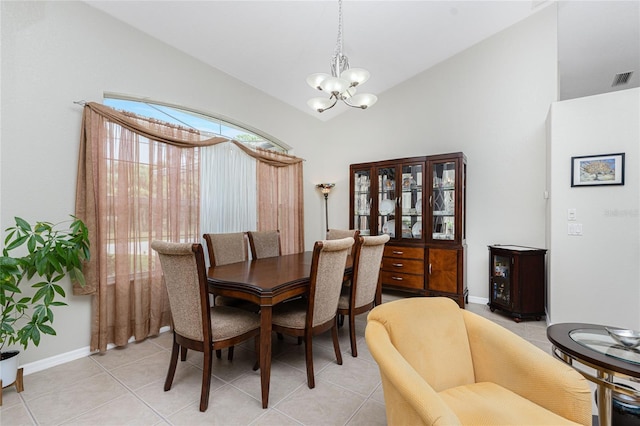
[{"xmin": 103, "ymin": 96, "xmax": 289, "ymax": 153}]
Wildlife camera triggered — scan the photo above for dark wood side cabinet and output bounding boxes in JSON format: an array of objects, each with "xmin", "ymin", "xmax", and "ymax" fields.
[
  {"xmin": 350, "ymin": 153, "xmax": 467, "ymax": 307},
  {"xmin": 488, "ymin": 245, "xmax": 547, "ymax": 322}
]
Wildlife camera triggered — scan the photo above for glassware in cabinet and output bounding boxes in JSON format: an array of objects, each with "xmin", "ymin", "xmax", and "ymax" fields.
[
  {"xmin": 377, "ymin": 166, "xmax": 397, "ymax": 238},
  {"xmin": 400, "ymin": 163, "xmax": 423, "ymax": 240},
  {"xmin": 352, "ymin": 168, "xmax": 372, "ymax": 236}
]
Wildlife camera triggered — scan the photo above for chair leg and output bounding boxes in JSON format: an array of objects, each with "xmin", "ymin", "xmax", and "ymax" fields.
[
  {"xmin": 180, "ymin": 346, "xmax": 188, "ymax": 361},
  {"xmin": 216, "ymin": 349, "xmax": 222, "ymax": 359},
  {"xmin": 227, "ymin": 346, "xmax": 234, "ymax": 361},
  {"xmin": 304, "ymin": 333, "xmax": 315, "ymax": 389},
  {"xmin": 338, "ymin": 314, "xmax": 344, "ymax": 327},
  {"xmin": 348, "ymin": 313, "xmax": 358, "ymax": 357},
  {"xmin": 199, "ymin": 347, "xmax": 213, "ymax": 412},
  {"xmin": 277, "ymin": 332, "xmax": 284, "ymax": 340},
  {"xmin": 253, "ymin": 335, "xmax": 260, "ymax": 371},
  {"xmin": 331, "ymin": 322, "xmax": 343, "ymax": 366},
  {"xmin": 164, "ymin": 340, "xmax": 180, "ymax": 391}
]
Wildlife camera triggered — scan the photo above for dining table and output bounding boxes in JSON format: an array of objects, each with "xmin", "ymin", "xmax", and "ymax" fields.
[{"xmin": 207, "ymin": 251, "xmax": 353, "ymax": 409}]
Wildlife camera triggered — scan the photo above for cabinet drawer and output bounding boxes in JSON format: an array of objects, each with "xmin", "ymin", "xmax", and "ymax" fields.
[
  {"xmin": 384, "ymin": 246, "xmax": 424, "ymax": 260},
  {"xmin": 381, "ymin": 271, "xmax": 424, "ymax": 290},
  {"xmin": 382, "ymin": 258, "xmax": 424, "ymax": 275}
]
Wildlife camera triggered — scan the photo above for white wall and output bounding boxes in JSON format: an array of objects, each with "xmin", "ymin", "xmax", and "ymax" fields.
[
  {"xmin": 303, "ymin": 5, "xmax": 559, "ymax": 304},
  {"xmin": 548, "ymin": 88, "xmax": 640, "ymax": 329},
  {"xmin": 2, "ymin": 1, "xmax": 560, "ymax": 367}
]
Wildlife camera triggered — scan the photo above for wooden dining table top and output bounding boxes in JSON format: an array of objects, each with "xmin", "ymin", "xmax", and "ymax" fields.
[{"xmin": 207, "ymin": 251, "xmax": 353, "ymax": 299}]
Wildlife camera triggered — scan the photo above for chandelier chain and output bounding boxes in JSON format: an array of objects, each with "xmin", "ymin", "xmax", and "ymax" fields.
[{"xmin": 334, "ymin": 0, "xmax": 343, "ymax": 57}]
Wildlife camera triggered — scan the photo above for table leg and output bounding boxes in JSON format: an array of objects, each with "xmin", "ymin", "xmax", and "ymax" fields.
[
  {"xmin": 259, "ymin": 305, "xmax": 272, "ymax": 409},
  {"xmin": 596, "ymin": 371, "xmax": 612, "ymax": 426}
]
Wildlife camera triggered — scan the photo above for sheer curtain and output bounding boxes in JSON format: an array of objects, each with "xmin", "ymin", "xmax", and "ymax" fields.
[
  {"xmin": 75, "ymin": 102, "xmax": 304, "ymax": 352},
  {"xmin": 200, "ymin": 142, "xmax": 257, "ymax": 235}
]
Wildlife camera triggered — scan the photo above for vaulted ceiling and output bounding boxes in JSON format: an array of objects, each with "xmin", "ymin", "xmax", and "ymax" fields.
[{"xmin": 84, "ymin": 1, "xmax": 639, "ymax": 121}]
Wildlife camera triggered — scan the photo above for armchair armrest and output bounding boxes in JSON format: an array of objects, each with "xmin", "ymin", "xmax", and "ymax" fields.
[
  {"xmin": 365, "ymin": 319, "xmax": 461, "ymax": 426},
  {"xmin": 462, "ymin": 311, "xmax": 591, "ymax": 426}
]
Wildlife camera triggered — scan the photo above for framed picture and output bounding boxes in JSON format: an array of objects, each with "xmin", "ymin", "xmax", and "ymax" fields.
[{"xmin": 571, "ymin": 153, "xmax": 625, "ymax": 187}]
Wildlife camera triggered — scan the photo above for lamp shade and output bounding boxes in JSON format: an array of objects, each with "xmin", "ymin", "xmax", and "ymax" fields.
[
  {"xmin": 307, "ymin": 97, "xmax": 336, "ymax": 112},
  {"xmin": 341, "ymin": 68, "xmax": 370, "ymax": 86},
  {"xmin": 348, "ymin": 93, "xmax": 378, "ymax": 109},
  {"xmin": 320, "ymin": 77, "xmax": 349, "ymax": 94},
  {"xmin": 307, "ymin": 73, "xmax": 331, "ymax": 90}
]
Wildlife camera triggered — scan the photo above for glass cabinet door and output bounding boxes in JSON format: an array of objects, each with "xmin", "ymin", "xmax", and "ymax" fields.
[
  {"xmin": 399, "ymin": 162, "xmax": 423, "ymax": 240},
  {"xmin": 431, "ymin": 161, "xmax": 456, "ymax": 241},
  {"xmin": 491, "ymin": 254, "xmax": 511, "ymax": 307},
  {"xmin": 352, "ymin": 169, "xmax": 372, "ymax": 236},
  {"xmin": 377, "ymin": 166, "xmax": 397, "ymax": 238}
]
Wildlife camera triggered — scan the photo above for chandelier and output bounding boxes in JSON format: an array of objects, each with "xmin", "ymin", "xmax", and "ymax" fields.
[{"xmin": 306, "ymin": 0, "xmax": 378, "ymax": 113}]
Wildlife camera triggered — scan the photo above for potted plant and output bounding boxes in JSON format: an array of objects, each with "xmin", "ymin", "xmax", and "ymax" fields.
[{"xmin": 0, "ymin": 216, "xmax": 90, "ymax": 388}]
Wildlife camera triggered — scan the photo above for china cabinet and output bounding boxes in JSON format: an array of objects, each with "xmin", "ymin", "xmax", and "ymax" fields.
[
  {"xmin": 350, "ymin": 152, "xmax": 467, "ymax": 307},
  {"xmin": 487, "ymin": 245, "xmax": 547, "ymax": 322}
]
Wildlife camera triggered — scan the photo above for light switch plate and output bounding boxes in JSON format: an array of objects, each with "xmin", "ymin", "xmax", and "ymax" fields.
[
  {"xmin": 568, "ymin": 208, "xmax": 577, "ymax": 221},
  {"xmin": 568, "ymin": 223, "xmax": 583, "ymax": 235}
]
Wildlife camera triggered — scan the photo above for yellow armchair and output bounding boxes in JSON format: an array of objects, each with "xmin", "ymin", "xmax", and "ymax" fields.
[{"xmin": 365, "ymin": 297, "xmax": 591, "ymax": 425}]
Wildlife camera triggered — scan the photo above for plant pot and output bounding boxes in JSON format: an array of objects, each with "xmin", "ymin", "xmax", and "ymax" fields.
[{"xmin": 0, "ymin": 350, "xmax": 20, "ymax": 388}]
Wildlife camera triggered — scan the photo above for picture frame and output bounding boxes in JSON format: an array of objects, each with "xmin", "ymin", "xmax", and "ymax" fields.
[{"xmin": 571, "ymin": 153, "xmax": 625, "ymax": 187}]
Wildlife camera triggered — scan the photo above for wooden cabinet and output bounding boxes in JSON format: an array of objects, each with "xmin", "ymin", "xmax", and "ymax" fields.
[
  {"xmin": 350, "ymin": 153, "xmax": 467, "ymax": 307},
  {"xmin": 488, "ymin": 245, "xmax": 547, "ymax": 322}
]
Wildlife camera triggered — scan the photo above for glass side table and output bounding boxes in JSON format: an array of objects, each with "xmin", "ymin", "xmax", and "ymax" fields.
[{"xmin": 547, "ymin": 323, "xmax": 640, "ymax": 426}]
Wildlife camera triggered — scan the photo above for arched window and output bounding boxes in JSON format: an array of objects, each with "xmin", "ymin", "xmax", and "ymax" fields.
[{"xmin": 104, "ymin": 95, "xmax": 290, "ymax": 153}]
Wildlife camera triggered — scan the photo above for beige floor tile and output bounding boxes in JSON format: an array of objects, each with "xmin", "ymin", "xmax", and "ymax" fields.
[
  {"xmin": 60, "ymin": 394, "xmax": 162, "ymax": 425},
  {"xmin": 273, "ymin": 340, "xmax": 337, "ymax": 376},
  {"xmin": 251, "ymin": 409, "xmax": 302, "ymax": 426},
  {"xmin": 346, "ymin": 399, "xmax": 387, "ymax": 426},
  {"xmin": 317, "ymin": 355, "xmax": 381, "ymax": 397},
  {"xmin": 167, "ymin": 385, "xmax": 264, "ymax": 425},
  {"xmin": 369, "ymin": 383, "xmax": 385, "ymax": 405},
  {"xmin": 134, "ymin": 366, "xmax": 225, "ymax": 418},
  {"xmin": 27, "ymin": 372, "xmax": 128, "ymax": 425},
  {"xmin": 20, "ymin": 357, "xmax": 105, "ymax": 401},
  {"xmin": 274, "ymin": 380, "xmax": 365, "ymax": 426},
  {"xmin": 92, "ymin": 340, "xmax": 164, "ymax": 371},
  {"xmin": 230, "ymin": 359, "xmax": 307, "ymax": 406},
  {"xmin": 0, "ymin": 400, "xmax": 36, "ymax": 425},
  {"xmin": 110, "ymin": 351, "xmax": 172, "ymax": 391},
  {"xmin": 0, "ymin": 383, "xmax": 25, "ymax": 408}
]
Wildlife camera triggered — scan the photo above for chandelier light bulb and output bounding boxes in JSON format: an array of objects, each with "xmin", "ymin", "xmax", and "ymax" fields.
[
  {"xmin": 340, "ymin": 68, "xmax": 370, "ymax": 87},
  {"xmin": 306, "ymin": 73, "xmax": 331, "ymax": 90},
  {"xmin": 320, "ymin": 76, "xmax": 349, "ymax": 95},
  {"xmin": 307, "ymin": 97, "xmax": 336, "ymax": 113},
  {"xmin": 348, "ymin": 93, "xmax": 378, "ymax": 109}
]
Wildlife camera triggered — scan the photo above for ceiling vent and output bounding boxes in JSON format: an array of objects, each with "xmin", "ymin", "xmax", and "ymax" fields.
[{"xmin": 612, "ymin": 71, "xmax": 633, "ymax": 87}]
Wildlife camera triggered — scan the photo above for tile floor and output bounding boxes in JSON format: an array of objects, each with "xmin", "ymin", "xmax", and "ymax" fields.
[{"xmin": 1, "ymin": 296, "xmax": 563, "ymax": 426}]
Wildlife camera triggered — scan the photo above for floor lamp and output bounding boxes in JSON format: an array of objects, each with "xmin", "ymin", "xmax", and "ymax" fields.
[{"xmin": 316, "ymin": 183, "xmax": 335, "ymax": 232}]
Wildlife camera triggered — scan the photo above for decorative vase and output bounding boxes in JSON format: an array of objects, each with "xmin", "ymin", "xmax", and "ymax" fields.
[{"xmin": 0, "ymin": 350, "xmax": 20, "ymax": 388}]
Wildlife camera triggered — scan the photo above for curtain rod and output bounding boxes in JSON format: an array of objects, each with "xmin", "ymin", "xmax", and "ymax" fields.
[{"xmin": 73, "ymin": 100, "xmax": 87, "ymax": 106}]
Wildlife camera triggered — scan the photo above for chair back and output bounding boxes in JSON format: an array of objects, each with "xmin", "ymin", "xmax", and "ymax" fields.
[
  {"xmin": 326, "ymin": 229, "xmax": 360, "ymax": 255},
  {"xmin": 203, "ymin": 232, "xmax": 248, "ymax": 266},
  {"xmin": 351, "ymin": 234, "xmax": 389, "ymax": 308},
  {"xmin": 308, "ymin": 237, "xmax": 354, "ymax": 327},
  {"xmin": 247, "ymin": 230, "xmax": 281, "ymax": 259},
  {"xmin": 367, "ymin": 297, "xmax": 475, "ymax": 391},
  {"xmin": 151, "ymin": 241, "xmax": 210, "ymax": 344}
]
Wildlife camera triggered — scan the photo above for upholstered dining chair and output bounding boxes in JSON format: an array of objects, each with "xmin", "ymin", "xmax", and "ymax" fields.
[
  {"xmin": 270, "ymin": 237, "xmax": 354, "ymax": 389},
  {"xmin": 366, "ymin": 297, "xmax": 592, "ymax": 425},
  {"xmin": 203, "ymin": 232, "xmax": 257, "ymax": 310},
  {"xmin": 247, "ymin": 230, "xmax": 281, "ymax": 259},
  {"xmin": 326, "ymin": 228, "xmax": 360, "ymax": 255},
  {"xmin": 151, "ymin": 241, "xmax": 260, "ymax": 412},
  {"xmin": 337, "ymin": 234, "xmax": 389, "ymax": 357}
]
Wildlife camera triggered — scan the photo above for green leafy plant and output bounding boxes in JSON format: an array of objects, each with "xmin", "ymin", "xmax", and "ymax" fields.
[{"xmin": 0, "ymin": 216, "xmax": 90, "ymax": 351}]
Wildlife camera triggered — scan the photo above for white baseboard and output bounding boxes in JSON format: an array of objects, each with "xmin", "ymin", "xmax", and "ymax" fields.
[
  {"xmin": 19, "ymin": 326, "xmax": 171, "ymax": 376},
  {"xmin": 467, "ymin": 295, "xmax": 489, "ymax": 305}
]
